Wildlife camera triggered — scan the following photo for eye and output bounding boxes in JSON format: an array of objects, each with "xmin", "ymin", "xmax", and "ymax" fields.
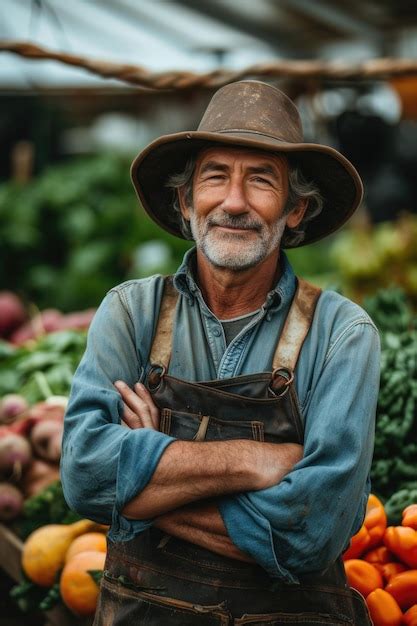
[
  {"xmin": 206, "ymin": 174, "xmax": 226, "ymax": 181},
  {"xmin": 252, "ymin": 176, "xmax": 271, "ymax": 185}
]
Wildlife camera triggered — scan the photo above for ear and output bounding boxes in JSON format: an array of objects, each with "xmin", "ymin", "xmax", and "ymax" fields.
[
  {"xmin": 285, "ymin": 198, "xmax": 308, "ymax": 229},
  {"xmin": 178, "ymin": 186, "xmax": 191, "ymax": 220}
]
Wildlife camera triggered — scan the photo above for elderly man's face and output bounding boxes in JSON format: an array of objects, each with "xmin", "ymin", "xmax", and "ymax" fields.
[{"xmin": 180, "ymin": 146, "xmax": 304, "ymax": 271}]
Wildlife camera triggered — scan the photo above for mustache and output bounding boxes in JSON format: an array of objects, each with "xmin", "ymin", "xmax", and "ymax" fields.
[{"xmin": 206, "ymin": 214, "xmax": 263, "ymax": 231}]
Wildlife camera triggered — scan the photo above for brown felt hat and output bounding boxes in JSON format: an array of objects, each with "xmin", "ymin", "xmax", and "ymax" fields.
[{"xmin": 130, "ymin": 80, "xmax": 363, "ymax": 247}]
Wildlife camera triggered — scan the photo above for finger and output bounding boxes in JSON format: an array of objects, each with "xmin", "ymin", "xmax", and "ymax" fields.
[
  {"xmin": 114, "ymin": 381, "xmax": 154, "ymax": 429},
  {"xmin": 122, "ymin": 403, "xmax": 143, "ymax": 429},
  {"xmin": 134, "ymin": 383, "xmax": 160, "ymax": 429}
]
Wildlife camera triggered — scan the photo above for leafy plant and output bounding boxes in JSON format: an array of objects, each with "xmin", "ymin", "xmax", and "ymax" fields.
[{"xmin": 0, "ymin": 153, "xmax": 191, "ymax": 311}]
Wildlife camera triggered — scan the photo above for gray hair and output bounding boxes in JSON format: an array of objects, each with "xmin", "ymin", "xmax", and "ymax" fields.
[{"xmin": 165, "ymin": 154, "xmax": 323, "ymax": 247}]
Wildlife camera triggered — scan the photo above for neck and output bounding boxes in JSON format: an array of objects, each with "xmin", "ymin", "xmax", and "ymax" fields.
[{"xmin": 194, "ymin": 248, "xmax": 282, "ymax": 320}]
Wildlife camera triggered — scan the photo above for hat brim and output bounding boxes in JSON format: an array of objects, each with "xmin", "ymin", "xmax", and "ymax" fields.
[{"xmin": 130, "ymin": 130, "xmax": 363, "ymax": 248}]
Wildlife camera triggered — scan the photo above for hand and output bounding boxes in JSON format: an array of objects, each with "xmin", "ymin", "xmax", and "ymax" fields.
[{"xmin": 114, "ymin": 380, "xmax": 159, "ymax": 430}]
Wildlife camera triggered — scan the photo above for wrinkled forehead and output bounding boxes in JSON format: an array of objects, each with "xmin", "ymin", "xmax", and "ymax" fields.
[{"xmin": 195, "ymin": 145, "xmax": 289, "ymax": 173}]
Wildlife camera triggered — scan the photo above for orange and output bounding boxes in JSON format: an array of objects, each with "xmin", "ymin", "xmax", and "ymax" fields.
[
  {"xmin": 60, "ymin": 550, "xmax": 106, "ymax": 616},
  {"xmin": 65, "ymin": 532, "xmax": 107, "ymax": 563}
]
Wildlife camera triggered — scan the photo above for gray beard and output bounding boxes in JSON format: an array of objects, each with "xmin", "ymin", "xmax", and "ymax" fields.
[{"xmin": 189, "ymin": 210, "xmax": 287, "ymax": 271}]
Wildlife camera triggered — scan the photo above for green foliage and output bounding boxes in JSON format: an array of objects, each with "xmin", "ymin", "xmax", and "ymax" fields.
[
  {"xmin": 363, "ymin": 288, "xmax": 417, "ymax": 514},
  {"xmin": 0, "ymin": 153, "xmax": 191, "ymax": 311},
  {"xmin": 0, "ymin": 330, "xmax": 87, "ymax": 402},
  {"xmin": 87, "ymin": 570, "xmax": 103, "ymax": 586},
  {"xmin": 16, "ymin": 480, "xmax": 81, "ymax": 540},
  {"xmin": 10, "ymin": 575, "xmax": 49, "ymax": 613},
  {"xmin": 384, "ymin": 483, "xmax": 417, "ymax": 525}
]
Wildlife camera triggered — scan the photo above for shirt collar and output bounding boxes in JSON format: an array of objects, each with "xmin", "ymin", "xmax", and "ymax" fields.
[{"xmin": 173, "ymin": 246, "xmax": 297, "ymax": 312}]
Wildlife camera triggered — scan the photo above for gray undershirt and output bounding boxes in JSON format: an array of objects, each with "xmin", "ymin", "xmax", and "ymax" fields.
[{"xmin": 220, "ymin": 310, "xmax": 260, "ymax": 346}]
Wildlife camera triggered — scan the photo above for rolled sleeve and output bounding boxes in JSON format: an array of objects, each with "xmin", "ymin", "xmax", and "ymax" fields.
[
  {"xmin": 219, "ymin": 320, "xmax": 380, "ymax": 581},
  {"xmin": 60, "ymin": 289, "xmax": 174, "ymax": 539}
]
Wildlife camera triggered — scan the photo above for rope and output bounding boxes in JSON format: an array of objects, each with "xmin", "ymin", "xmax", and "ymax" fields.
[{"xmin": 2, "ymin": 40, "xmax": 417, "ymax": 90}]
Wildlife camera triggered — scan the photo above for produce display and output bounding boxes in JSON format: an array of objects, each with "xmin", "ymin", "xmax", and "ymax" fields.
[
  {"xmin": 0, "ymin": 304, "xmax": 89, "ymax": 529},
  {"xmin": 12, "ymin": 519, "xmax": 107, "ymax": 617},
  {"xmin": 330, "ymin": 215, "xmax": 417, "ymax": 303},
  {"xmin": 343, "ymin": 494, "xmax": 417, "ymax": 625},
  {"xmin": 362, "ymin": 289, "xmax": 417, "ymax": 519},
  {"xmin": 0, "ymin": 267, "xmax": 416, "ymax": 621}
]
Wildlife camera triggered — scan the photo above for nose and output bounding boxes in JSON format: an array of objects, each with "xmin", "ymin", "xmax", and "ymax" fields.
[{"xmin": 220, "ymin": 178, "xmax": 248, "ymax": 215}]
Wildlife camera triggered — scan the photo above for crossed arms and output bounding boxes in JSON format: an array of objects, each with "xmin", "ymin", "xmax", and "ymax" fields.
[
  {"xmin": 61, "ymin": 289, "xmax": 380, "ymax": 580},
  {"xmin": 114, "ymin": 380, "xmax": 303, "ymax": 562}
]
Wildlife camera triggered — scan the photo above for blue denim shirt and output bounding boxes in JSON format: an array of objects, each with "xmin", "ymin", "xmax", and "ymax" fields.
[{"xmin": 61, "ymin": 248, "xmax": 380, "ymax": 583}]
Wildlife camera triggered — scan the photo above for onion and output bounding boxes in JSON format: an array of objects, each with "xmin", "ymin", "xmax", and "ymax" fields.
[
  {"xmin": 0, "ymin": 394, "xmax": 29, "ymax": 424},
  {"xmin": 30, "ymin": 420, "xmax": 63, "ymax": 462},
  {"xmin": 0, "ymin": 433, "xmax": 32, "ymax": 480},
  {"xmin": 0, "ymin": 482, "xmax": 23, "ymax": 521}
]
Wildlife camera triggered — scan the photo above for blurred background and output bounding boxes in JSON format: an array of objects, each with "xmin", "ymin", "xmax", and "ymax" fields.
[
  {"xmin": 2, "ymin": 0, "xmax": 417, "ymax": 312},
  {"xmin": 1, "ymin": 2, "xmax": 417, "ymax": 624}
]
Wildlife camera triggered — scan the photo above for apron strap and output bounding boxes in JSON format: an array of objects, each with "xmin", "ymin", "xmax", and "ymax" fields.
[
  {"xmin": 272, "ymin": 277, "xmax": 321, "ymax": 372},
  {"xmin": 149, "ymin": 276, "xmax": 178, "ymax": 369},
  {"xmin": 149, "ymin": 275, "xmax": 321, "ymax": 373}
]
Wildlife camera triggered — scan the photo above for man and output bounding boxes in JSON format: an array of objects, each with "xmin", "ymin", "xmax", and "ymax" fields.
[{"xmin": 61, "ymin": 80, "xmax": 380, "ymax": 625}]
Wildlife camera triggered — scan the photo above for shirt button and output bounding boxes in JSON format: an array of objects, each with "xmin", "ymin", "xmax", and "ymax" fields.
[{"xmin": 213, "ymin": 327, "xmax": 221, "ymax": 337}]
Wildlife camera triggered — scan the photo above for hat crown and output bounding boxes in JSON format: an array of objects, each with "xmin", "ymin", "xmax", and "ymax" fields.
[{"xmin": 198, "ymin": 80, "xmax": 303, "ymax": 144}]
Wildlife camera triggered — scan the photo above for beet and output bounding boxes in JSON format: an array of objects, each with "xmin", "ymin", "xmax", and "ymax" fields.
[
  {"xmin": 0, "ymin": 482, "xmax": 23, "ymax": 521},
  {"xmin": 0, "ymin": 292, "xmax": 26, "ymax": 338},
  {"xmin": 10, "ymin": 309, "xmax": 62, "ymax": 345},
  {"xmin": 0, "ymin": 433, "xmax": 32, "ymax": 480},
  {"xmin": 30, "ymin": 420, "xmax": 63, "ymax": 462},
  {"xmin": 0, "ymin": 394, "xmax": 29, "ymax": 424}
]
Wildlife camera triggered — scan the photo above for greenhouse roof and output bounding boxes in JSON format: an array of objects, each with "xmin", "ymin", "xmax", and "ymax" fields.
[{"xmin": 1, "ymin": 0, "xmax": 417, "ymax": 90}]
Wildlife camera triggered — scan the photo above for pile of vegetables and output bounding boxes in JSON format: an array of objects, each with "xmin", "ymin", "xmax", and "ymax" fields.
[
  {"xmin": 0, "ymin": 329, "xmax": 87, "ymax": 406},
  {"xmin": 0, "ymin": 397, "xmax": 66, "ymax": 523},
  {"xmin": 344, "ymin": 494, "xmax": 417, "ymax": 625},
  {"xmin": 0, "ymin": 289, "xmax": 95, "ymax": 344},
  {"xmin": 362, "ymin": 288, "xmax": 417, "ymax": 520},
  {"xmin": 0, "ymin": 326, "xmax": 88, "ymax": 524},
  {"xmin": 13, "ymin": 518, "xmax": 107, "ymax": 617}
]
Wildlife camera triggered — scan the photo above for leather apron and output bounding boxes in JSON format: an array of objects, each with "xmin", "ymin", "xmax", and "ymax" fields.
[{"xmin": 94, "ymin": 277, "xmax": 372, "ymax": 626}]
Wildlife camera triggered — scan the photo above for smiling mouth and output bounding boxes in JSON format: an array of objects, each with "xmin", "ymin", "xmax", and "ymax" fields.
[{"xmin": 212, "ymin": 225, "xmax": 258, "ymax": 233}]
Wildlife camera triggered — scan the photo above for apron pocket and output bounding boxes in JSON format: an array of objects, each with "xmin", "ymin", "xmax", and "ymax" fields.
[
  {"xmin": 159, "ymin": 408, "xmax": 265, "ymax": 442},
  {"xmin": 95, "ymin": 575, "xmax": 231, "ymax": 625},
  {"xmin": 234, "ymin": 612, "xmax": 353, "ymax": 625}
]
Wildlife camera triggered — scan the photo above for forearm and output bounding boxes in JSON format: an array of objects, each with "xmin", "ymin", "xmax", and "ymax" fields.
[
  {"xmin": 122, "ymin": 439, "xmax": 302, "ymax": 520},
  {"xmin": 154, "ymin": 501, "xmax": 254, "ymax": 563}
]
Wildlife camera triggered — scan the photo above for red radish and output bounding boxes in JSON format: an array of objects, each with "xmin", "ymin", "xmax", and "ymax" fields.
[
  {"xmin": 58, "ymin": 309, "xmax": 96, "ymax": 330},
  {"xmin": 0, "ymin": 292, "xmax": 26, "ymax": 338},
  {"xmin": 21, "ymin": 459, "xmax": 60, "ymax": 498},
  {"xmin": 0, "ymin": 433, "xmax": 32, "ymax": 479},
  {"xmin": 10, "ymin": 309, "xmax": 63, "ymax": 344},
  {"xmin": 0, "ymin": 482, "xmax": 24, "ymax": 521},
  {"xmin": 30, "ymin": 420, "xmax": 63, "ymax": 462},
  {"xmin": 0, "ymin": 419, "xmax": 40, "ymax": 439},
  {"xmin": 27, "ymin": 401, "xmax": 65, "ymax": 422},
  {"xmin": 0, "ymin": 394, "xmax": 29, "ymax": 424}
]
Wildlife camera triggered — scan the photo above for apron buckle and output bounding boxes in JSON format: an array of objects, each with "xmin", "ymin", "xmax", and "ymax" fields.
[
  {"xmin": 147, "ymin": 364, "xmax": 166, "ymax": 391},
  {"xmin": 269, "ymin": 367, "xmax": 294, "ymax": 397}
]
